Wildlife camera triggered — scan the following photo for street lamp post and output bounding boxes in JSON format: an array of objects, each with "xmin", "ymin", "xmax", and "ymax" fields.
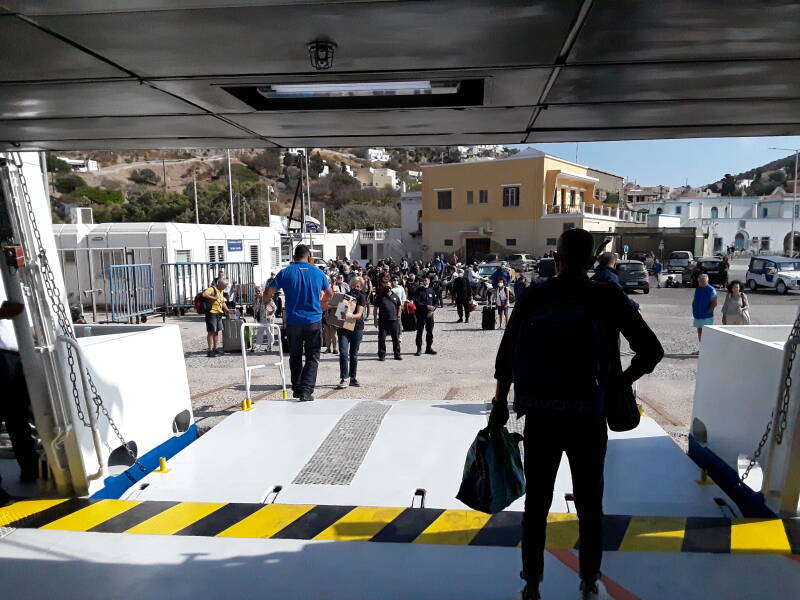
[{"xmin": 769, "ymin": 147, "xmax": 799, "ymax": 256}]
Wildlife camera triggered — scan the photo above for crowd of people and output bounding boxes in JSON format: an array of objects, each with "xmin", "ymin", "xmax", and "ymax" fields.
[{"xmin": 257, "ymin": 246, "xmax": 524, "ymax": 401}]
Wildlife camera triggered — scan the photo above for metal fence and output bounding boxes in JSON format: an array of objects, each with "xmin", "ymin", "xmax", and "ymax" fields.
[
  {"xmin": 161, "ymin": 262, "xmax": 256, "ymax": 314},
  {"xmin": 57, "ymin": 246, "xmax": 166, "ymax": 323},
  {"xmin": 109, "ymin": 264, "xmax": 156, "ymax": 323}
]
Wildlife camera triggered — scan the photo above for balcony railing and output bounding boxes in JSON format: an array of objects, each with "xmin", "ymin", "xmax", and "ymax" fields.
[
  {"xmin": 358, "ymin": 229, "xmax": 386, "ymax": 241},
  {"xmin": 544, "ymin": 202, "xmax": 646, "ymax": 223}
]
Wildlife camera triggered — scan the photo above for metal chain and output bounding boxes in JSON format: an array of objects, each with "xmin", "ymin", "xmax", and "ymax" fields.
[
  {"xmin": 740, "ymin": 309, "xmax": 800, "ymax": 484},
  {"xmin": 11, "ymin": 153, "xmax": 145, "ymax": 472}
]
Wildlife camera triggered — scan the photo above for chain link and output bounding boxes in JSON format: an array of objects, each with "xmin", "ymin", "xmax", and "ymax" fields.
[
  {"xmin": 740, "ymin": 309, "xmax": 800, "ymax": 484},
  {"xmin": 10, "ymin": 153, "xmax": 145, "ymax": 472}
]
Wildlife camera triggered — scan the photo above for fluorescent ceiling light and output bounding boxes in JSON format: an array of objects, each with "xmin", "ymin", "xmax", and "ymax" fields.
[{"xmin": 258, "ymin": 81, "xmax": 460, "ymax": 99}]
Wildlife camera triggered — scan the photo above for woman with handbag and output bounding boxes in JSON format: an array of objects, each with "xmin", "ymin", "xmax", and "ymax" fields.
[{"xmin": 722, "ymin": 280, "xmax": 751, "ymax": 325}]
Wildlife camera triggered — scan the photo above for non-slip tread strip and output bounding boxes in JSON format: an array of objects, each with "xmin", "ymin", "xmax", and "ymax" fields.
[{"xmin": 2, "ymin": 499, "xmax": 798, "ymax": 555}]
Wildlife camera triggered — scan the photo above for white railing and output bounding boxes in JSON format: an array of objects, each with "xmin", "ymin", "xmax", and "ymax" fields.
[
  {"xmin": 544, "ymin": 203, "xmax": 647, "ymax": 223},
  {"xmin": 358, "ymin": 229, "xmax": 386, "ymax": 241}
]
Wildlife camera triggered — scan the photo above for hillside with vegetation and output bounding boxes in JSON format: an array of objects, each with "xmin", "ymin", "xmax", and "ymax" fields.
[
  {"xmin": 47, "ymin": 146, "xmax": 506, "ymax": 231},
  {"xmin": 706, "ymin": 152, "xmax": 797, "ymax": 197}
]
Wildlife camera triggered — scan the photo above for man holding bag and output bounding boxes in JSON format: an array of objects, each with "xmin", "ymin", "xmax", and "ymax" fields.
[{"xmin": 489, "ymin": 228, "xmax": 663, "ymax": 600}]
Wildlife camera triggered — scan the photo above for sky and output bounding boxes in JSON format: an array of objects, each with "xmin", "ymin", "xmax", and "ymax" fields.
[{"xmin": 512, "ymin": 136, "xmax": 800, "ymax": 188}]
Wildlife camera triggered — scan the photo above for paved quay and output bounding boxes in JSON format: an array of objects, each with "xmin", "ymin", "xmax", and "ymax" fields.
[{"xmin": 178, "ymin": 261, "xmax": 798, "ymax": 452}]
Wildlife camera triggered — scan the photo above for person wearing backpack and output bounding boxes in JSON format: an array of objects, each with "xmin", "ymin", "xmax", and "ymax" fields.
[
  {"xmin": 489, "ymin": 228, "xmax": 663, "ymax": 600},
  {"xmin": 202, "ymin": 278, "xmax": 229, "ymax": 357}
]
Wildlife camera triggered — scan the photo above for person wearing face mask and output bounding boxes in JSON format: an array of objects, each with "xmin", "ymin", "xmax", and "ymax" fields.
[
  {"xmin": 413, "ymin": 276, "xmax": 438, "ymax": 356},
  {"xmin": 492, "ymin": 279, "xmax": 511, "ymax": 328}
]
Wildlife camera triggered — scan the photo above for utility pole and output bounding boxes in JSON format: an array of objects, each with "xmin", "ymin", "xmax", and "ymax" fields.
[
  {"xmin": 769, "ymin": 147, "xmax": 799, "ymax": 256},
  {"xmin": 227, "ymin": 149, "xmax": 234, "ymax": 225},
  {"xmin": 304, "ymin": 149, "xmax": 312, "ymax": 248},
  {"xmin": 193, "ymin": 172, "xmax": 199, "ymax": 224}
]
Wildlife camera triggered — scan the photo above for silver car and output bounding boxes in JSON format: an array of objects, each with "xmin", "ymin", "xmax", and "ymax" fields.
[{"xmin": 506, "ymin": 253, "xmax": 536, "ymax": 272}]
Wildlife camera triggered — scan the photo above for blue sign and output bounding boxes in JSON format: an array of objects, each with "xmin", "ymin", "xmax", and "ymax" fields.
[
  {"xmin": 623, "ymin": 245, "xmax": 630, "ymax": 254},
  {"xmin": 227, "ymin": 239, "xmax": 243, "ymax": 252}
]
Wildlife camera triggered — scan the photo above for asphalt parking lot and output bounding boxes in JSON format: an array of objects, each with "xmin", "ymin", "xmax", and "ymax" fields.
[{"xmin": 178, "ymin": 259, "xmax": 799, "ymax": 451}]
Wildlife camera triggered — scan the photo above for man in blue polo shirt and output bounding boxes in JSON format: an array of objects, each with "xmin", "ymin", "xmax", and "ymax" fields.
[{"xmin": 265, "ymin": 245, "xmax": 332, "ymax": 401}]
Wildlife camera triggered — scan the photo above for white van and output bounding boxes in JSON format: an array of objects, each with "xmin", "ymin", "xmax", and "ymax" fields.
[{"xmin": 667, "ymin": 251, "xmax": 694, "ymax": 273}]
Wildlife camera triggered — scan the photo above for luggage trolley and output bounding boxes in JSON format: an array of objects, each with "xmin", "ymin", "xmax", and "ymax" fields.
[{"xmin": 240, "ymin": 321, "xmax": 288, "ymax": 410}]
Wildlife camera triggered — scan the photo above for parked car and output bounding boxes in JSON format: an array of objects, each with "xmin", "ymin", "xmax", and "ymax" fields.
[
  {"xmin": 475, "ymin": 253, "xmax": 501, "ymax": 264},
  {"xmin": 477, "ymin": 262, "xmax": 517, "ymax": 281},
  {"xmin": 746, "ymin": 256, "xmax": 800, "ymax": 294},
  {"xmin": 667, "ymin": 250, "xmax": 694, "ymax": 273},
  {"xmin": 682, "ymin": 257, "xmax": 728, "ymax": 288},
  {"xmin": 628, "ymin": 250, "xmax": 650, "ymax": 263},
  {"xmin": 616, "ymin": 260, "xmax": 650, "ymax": 294},
  {"xmin": 505, "ymin": 253, "xmax": 537, "ymax": 272}
]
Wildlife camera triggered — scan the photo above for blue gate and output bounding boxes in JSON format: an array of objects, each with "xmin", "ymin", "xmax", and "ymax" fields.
[
  {"xmin": 109, "ymin": 264, "xmax": 156, "ymax": 323},
  {"xmin": 161, "ymin": 262, "xmax": 255, "ymax": 314}
]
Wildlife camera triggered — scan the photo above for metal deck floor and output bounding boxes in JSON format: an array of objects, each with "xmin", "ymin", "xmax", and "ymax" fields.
[
  {"xmin": 127, "ymin": 398, "xmax": 732, "ymax": 517},
  {"xmin": 1, "ymin": 528, "xmax": 799, "ymax": 600},
  {"xmin": 1, "ymin": 398, "xmax": 799, "ymax": 598}
]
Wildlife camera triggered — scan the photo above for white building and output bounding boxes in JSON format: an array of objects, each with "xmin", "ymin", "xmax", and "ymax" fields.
[
  {"xmin": 455, "ymin": 145, "xmax": 505, "ymax": 159},
  {"xmin": 355, "ymin": 166, "xmax": 398, "ymax": 188},
  {"xmin": 367, "ymin": 147, "xmax": 390, "ymax": 162},
  {"xmin": 399, "ymin": 191, "xmax": 423, "ymax": 260},
  {"xmin": 632, "ymin": 196, "xmax": 800, "ymax": 254},
  {"xmin": 56, "ymin": 156, "xmax": 99, "ymax": 172},
  {"xmin": 52, "ymin": 222, "xmax": 283, "ymax": 314}
]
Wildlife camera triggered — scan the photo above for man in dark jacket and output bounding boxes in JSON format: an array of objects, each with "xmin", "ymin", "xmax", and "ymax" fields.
[
  {"xmin": 489, "ymin": 228, "xmax": 663, "ymax": 600},
  {"xmin": 373, "ymin": 276, "xmax": 402, "ymax": 361},
  {"xmin": 590, "ymin": 252, "xmax": 622, "ymax": 290},
  {"xmin": 413, "ymin": 276, "xmax": 438, "ymax": 356},
  {"xmin": 593, "ymin": 252, "xmax": 639, "ymax": 309},
  {"xmin": 452, "ymin": 270, "xmax": 472, "ymax": 323}
]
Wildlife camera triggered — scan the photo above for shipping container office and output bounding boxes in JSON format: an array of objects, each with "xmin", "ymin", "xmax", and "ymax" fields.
[{"xmin": 53, "ymin": 223, "xmax": 282, "ymax": 318}]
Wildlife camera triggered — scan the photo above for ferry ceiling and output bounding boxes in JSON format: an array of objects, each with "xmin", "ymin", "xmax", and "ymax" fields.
[{"xmin": 1, "ymin": 0, "xmax": 800, "ymax": 151}]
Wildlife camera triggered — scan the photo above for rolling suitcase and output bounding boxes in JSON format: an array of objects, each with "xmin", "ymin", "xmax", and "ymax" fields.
[{"xmin": 481, "ymin": 297, "xmax": 496, "ymax": 330}]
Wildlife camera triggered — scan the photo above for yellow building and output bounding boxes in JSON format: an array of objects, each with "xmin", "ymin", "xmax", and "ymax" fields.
[{"xmin": 421, "ymin": 149, "xmax": 642, "ymax": 261}]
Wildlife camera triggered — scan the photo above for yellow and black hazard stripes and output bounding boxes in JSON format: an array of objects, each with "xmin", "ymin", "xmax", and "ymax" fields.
[{"xmin": 2, "ymin": 499, "xmax": 800, "ymax": 556}]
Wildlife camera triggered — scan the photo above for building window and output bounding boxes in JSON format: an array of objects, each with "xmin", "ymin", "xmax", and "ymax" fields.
[
  {"xmin": 761, "ymin": 237, "xmax": 771, "ymax": 251},
  {"xmin": 553, "ymin": 188, "xmax": 559, "ymax": 205},
  {"xmin": 656, "ymin": 208, "xmax": 663, "ymax": 215},
  {"xmin": 795, "ymin": 205, "xmax": 800, "ymax": 219},
  {"xmin": 437, "ymin": 190, "xmax": 452, "ymax": 210},
  {"xmin": 479, "ymin": 189, "xmax": 488, "ymax": 204},
  {"xmin": 762, "ymin": 207, "xmax": 768, "ymax": 218},
  {"xmin": 579, "ymin": 191, "xmax": 584, "ymax": 204},
  {"xmin": 208, "ymin": 245, "xmax": 224, "ymax": 263},
  {"xmin": 176, "ymin": 249, "xmax": 192, "ymax": 263},
  {"xmin": 563, "ymin": 222, "xmax": 575, "ymax": 232},
  {"xmin": 502, "ymin": 186, "xmax": 520, "ymax": 207},
  {"xmin": 466, "ymin": 190, "xmax": 474, "ymax": 205},
  {"xmin": 710, "ymin": 207, "xmax": 718, "ymax": 219},
  {"xmin": 739, "ymin": 220, "xmax": 747, "ymax": 229},
  {"xmin": 249, "ymin": 244, "xmax": 260, "ymax": 266},
  {"xmin": 569, "ymin": 190, "xmax": 576, "ymax": 206},
  {"xmin": 444, "ymin": 239, "xmax": 453, "ymax": 247},
  {"xmin": 360, "ymin": 244, "xmax": 369, "ymax": 260},
  {"xmin": 675, "ymin": 206, "xmax": 682, "ymax": 215},
  {"xmin": 271, "ymin": 247, "xmax": 280, "ymax": 268},
  {"xmin": 546, "ymin": 238, "xmax": 557, "ymax": 246},
  {"xmin": 506, "ymin": 238, "xmax": 517, "ymax": 247}
]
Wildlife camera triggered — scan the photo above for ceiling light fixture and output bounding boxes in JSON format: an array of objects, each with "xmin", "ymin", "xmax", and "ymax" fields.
[
  {"xmin": 259, "ymin": 80, "xmax": 460, "ymax": 99},
  {"xmin": 307, "ymin": 40, "xmax": 337, "ymax": 71}
]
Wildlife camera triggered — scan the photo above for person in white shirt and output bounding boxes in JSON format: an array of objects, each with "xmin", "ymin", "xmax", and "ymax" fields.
[{"xmin": 391, "ymin": 278, "xmax": 407, "ymax": 304}]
